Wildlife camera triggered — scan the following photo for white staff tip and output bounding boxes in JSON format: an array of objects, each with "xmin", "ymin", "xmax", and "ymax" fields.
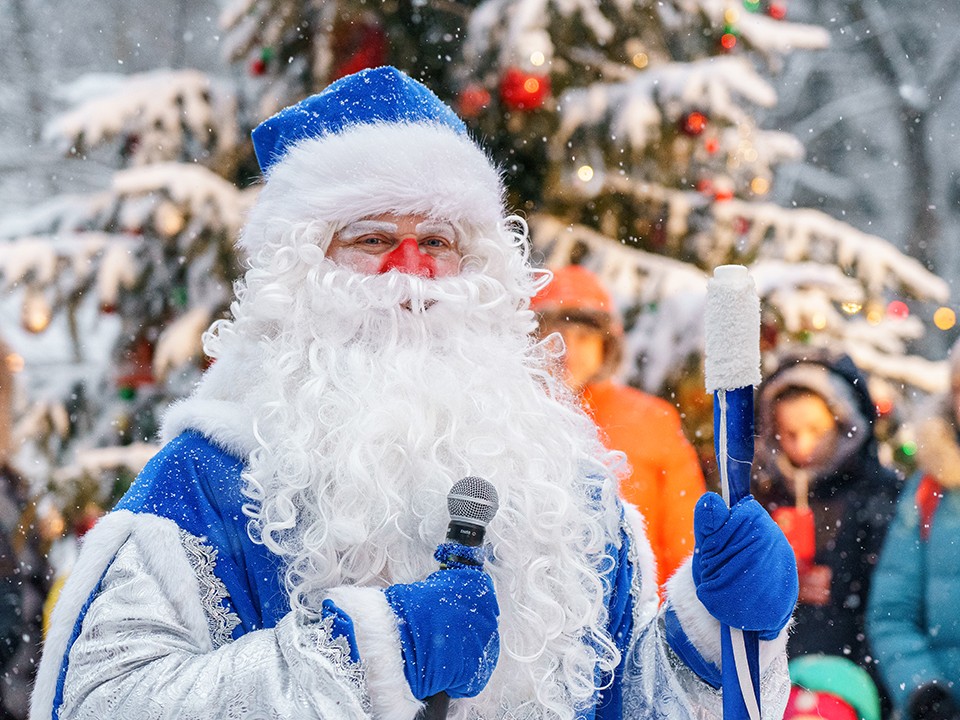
[
  {"xmin": 712, "ymin": 264, "xmax": 749, "ymax": 283},
  {"xmin": 704, "ymin": 264, "xmax": 762, "ymax": 392}
]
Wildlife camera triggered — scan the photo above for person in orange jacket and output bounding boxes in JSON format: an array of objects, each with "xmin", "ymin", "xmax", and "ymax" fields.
[{"xmin": 531, "ymin": 264, "xmax": 706, "ymax": 592}]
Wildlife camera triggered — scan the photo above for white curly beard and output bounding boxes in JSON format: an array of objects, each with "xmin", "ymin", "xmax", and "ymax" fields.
[{"xmin": 188, "ymin": 234, "xmax": 626, "ymax": 718}]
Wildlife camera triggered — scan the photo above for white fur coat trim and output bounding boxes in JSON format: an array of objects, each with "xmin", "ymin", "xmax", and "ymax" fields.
[
  {"xmin": 621, "ymin": 501, "xmax": 660, "ymax": 623},
  {"xmin": 325, "ymin": 586, "xmax": 424, "ymax": 720},
  {"xmin": 664, "ymin": 560, "xmax": 789, "ymax": 672},
  {"xmin": 30, "ymin": 511, "xmax": 208, "ymax": 719},
  {"xmin": 241, "ymin": 122, "xmax": 504, "ymax": 259},
  {"xmin": 160, "ymin": 345, "xmax": 264, "ymax": 456}
]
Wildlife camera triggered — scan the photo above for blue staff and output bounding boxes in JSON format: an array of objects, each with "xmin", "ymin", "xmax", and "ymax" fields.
[{"xmin": 704, "ymin": 264, "xmax": 762, "ymax": 720}]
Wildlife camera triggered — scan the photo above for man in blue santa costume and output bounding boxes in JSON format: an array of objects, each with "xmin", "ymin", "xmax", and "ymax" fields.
[{"xmin": 31, "ymin": 67, "xmax": 797, "ymax": 720}]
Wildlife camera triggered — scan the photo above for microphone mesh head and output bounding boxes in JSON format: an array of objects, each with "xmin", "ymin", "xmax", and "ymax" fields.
[{"xmin": 447, "ymin": 476, "xmax": 499, "ymax": 527}]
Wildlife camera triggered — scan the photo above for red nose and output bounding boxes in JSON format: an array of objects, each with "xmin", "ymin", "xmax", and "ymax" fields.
[{"xmin": 378, "ymin": 237, "xmax": 437, "ymax": 278}]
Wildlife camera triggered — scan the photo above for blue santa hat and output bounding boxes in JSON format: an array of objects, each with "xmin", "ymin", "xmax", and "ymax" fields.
[{"xmin": 241, "ymin": 66, "xmax": 504, "ymax": 259}]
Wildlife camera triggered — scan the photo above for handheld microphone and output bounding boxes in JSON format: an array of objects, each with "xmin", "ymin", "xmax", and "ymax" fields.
[
  {"xmin": 421, "ymin": 476, "xmax": 499, "ymax": 720},
  {"xmin": 439, "ymin": 475, "xmax": 499, "ymax": 567}
]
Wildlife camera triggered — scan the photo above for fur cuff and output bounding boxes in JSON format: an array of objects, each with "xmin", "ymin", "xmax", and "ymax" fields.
[
  {"xmin": 324, "ymin": 586, "xmax": 423, "ymax": 720},
  {"xmin": 664, "ymin": 559, "xmax": 789, "ymax": 673}
]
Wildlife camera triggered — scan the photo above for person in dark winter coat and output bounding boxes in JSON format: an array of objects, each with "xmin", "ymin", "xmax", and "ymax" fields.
[
  {"xmin": 753, "ymin": 351, "xmax": 901, "ymax": 682},
  {"xmin": 0, "ymin": 341, "xmax": 48, "ymax": 720},
  {"xmin": 867, "ymin": 337, "xmax": 960, "ymax": 720}
]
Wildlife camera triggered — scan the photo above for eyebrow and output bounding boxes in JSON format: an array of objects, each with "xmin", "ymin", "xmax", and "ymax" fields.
[
  {"xmin": 415, "ymin": 220, "xmax": 457, "ymax": 238},
  {"xmin": 337, "ymin": 220, "xmax": 398, "ymax": 240}
]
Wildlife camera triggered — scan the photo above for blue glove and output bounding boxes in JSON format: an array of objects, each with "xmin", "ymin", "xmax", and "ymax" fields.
[
  {"xmin": 383, "ymin": 568, "xmax": 499, "ymax": 700},
  {"xmin": 692, "ymin": 492, "xmax": 798, "ymax": 640}
]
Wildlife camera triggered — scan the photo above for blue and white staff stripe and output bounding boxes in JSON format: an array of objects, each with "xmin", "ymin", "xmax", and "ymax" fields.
[{"xmin": 704, "ymin": 265, "xmax": 762, "ymax": 720}]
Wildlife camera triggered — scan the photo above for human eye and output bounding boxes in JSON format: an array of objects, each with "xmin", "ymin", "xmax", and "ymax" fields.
[
  {"xmin": 357, "ymin": 233, "xmax": 389, "ymax": 247},
  {"xmin": 420, "ymin": 235, "xmax": 452, "ymax": 249}
]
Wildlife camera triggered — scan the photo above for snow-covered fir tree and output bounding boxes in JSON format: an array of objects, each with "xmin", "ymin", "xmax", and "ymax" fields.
[{"xmin": 0, "ymin": 0, "xmax": 951, "ymax": 536}]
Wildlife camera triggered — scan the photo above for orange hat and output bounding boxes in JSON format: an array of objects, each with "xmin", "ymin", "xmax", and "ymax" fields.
[
  {"xmin": 531, "ymin": 265, "xmax": 625, "ymax": 382},
  {"xmin": 531, "ymin": 265, "xmax": 617, "ymax": 317}
]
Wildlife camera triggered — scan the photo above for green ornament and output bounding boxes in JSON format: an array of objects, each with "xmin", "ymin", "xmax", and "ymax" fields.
[
  {"xmin": 118, "ymin": 386, "xmax": 136, "ymax": 401},
  {"xmin": 171, "ymin": 286, "xmax": 188, "ymax": 308}
]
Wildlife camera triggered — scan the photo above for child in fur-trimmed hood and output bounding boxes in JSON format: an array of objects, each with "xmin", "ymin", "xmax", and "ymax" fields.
[{"xmin": 753, "ymin": 350, "xmax": 901, "ymax": 710}]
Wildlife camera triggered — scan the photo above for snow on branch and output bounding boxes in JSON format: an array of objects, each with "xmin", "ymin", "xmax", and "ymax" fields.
[
  {"xmin": 153, "ymin": 306, "xmax": 214, "ymax": 381},
  {"xmin": 0, "ymin": 232, "xmax": 139, "ymax": 307},
  {"xmin": 45, "ymin": 69, "xmax": 238, "ymax": 165},
  {"xmin": 737, "ymin": 12, "xmax": 831, "ymax": 56},
  {"xmin": 0, "ymin": 192, "xmax": 115, "ymax": 240},
  {"xmin": 466, "ymin": 0, "xmax": 621, "ymax": 67},
  {"xmin": 51, "ymin": 443, "xmax": 159, "ymax": 486},
  {"xmin": 556, "ymin": 56, "xmax": 778, "ymax": 153},
  {"xmin": 111, "ymin": 163, "xmax": 254, "ymax": 238},
  {"xmin": 713, "ymin": 200, "xmax": 949, "ymax": 302}
]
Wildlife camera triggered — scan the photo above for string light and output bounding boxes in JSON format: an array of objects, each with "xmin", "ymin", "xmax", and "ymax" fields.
[
  {"xmin": 5, "ymin": 352, "xmax": 24, "ymax": 373},
  {"xmin": 724, "ymin": 7, "xmax": 740, "ymax": 24},
  {"xmin": 632, "ymin": 52, "xmax": 649, "ymax": 69},
  {"xmin": 154, "ymin": 201, "xmax": 185, "ymax": 237},
  {"xmin": 810, "ymin": 313, "xmax": 827, "ymax": 330},
  {"xmin": 875, "ymin": 397, "xmax": 894, "ymax": 416},
  {"xmin": 750, "ymin": 177, "xmax": 770, "ymax": 195},
  {"xmin": 720, "ymin": 33, "xmax": 738, "ymax": 50},
  {"xmin": 866, "ymin": 305, "xmax": 884, "ymax": 325},
  {"xmin": 21, "ymin": 287, "xmax": 52, "ymax": 334},
  {"xmin": 841, "ymin": 301, "xmax": 862, "ymax": 315},
  {"xmin": 577, "ymin": 165, "xmax": 595, "ymax": 182},
  {"xmin": 934, "ymin": 306, "xmax": 956, "ymax": 330},
  {"xmin": 530, "ymin": 51, "xmax": 545, "ymax": 67}
]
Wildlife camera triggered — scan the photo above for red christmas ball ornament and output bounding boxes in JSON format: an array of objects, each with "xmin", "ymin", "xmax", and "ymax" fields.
[
  {"xmin": 332, "ymin": 23, "xmax": 387, "ymax": 80},
  {"xmin": 768, "ymin": 2, "xmax": 787, "ymax": 20},
  {"xmin": 458, "ymin": 84, "xmax": 492, "ymax": 119},
  {"xmin": 681, "ymin": 111, "xmax": 709, "ymax": 136},
  {"xmin": 696, "ymin": 178, "xmax": 714, "ymax": 194},
  {"xmin": 116, "ymin": 339, "xmax": 155, "ymax": 390},
  {"xmin": 250, "ymin": 57, "xmax": 267, "ymax": 76},
  {"xmin": 887, "ymin": 300, "xmax": 910, "ymax": 319},
  {"xmin": 760, "ymin": 320, "xmax": 779, "ymax": 350},
  {"xmin": 74, "ymin": 505, "xmax": 103, "ymax": 538},
  {"xmin": 500, "ymin": 67, "xmax": 550, "ymax": 111},
  {"xmin": 733, "ymin": 216, "xmax": 751, "ymax": 234}
]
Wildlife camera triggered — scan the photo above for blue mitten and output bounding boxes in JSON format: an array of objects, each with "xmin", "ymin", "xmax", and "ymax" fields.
[
  {"xmin": 383, "ymin": 568, "xmax": 499, "ymax": 700},
  {"xmin": 692, "ymin": 492, "xmax": 798, "ymax": 640}
]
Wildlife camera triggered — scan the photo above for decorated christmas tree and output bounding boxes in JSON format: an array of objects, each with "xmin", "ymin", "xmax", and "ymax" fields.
[{"xmin": 0, "ymin": 0, "xmax": 950, "ymax": 528}]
